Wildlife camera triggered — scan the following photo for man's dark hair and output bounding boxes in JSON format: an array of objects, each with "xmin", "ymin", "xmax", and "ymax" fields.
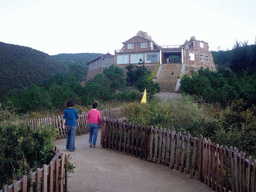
[
  {"xmin": 92, "ymin": 102, "xmax": 98, "ymax": 109},
  {"xmin": 66, "ymin": 100, "xmax": 75, "ymax": 107}
]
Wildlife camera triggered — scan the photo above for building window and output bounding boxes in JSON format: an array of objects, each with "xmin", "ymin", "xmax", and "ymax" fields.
[
  {"xmin": 146, "ymin": 53, "xmax": 159, "ymax": 63},
  {"xmin": 189, "ymin": 53, "xmax": 195, "ymax": 61},
  {"xmin": 189, "ymin": 42, "xmax": 194, "ymax": 49},
  {"xmin": 128, "ymin": 44, "xmax": 134, "ymax": 49},
  {"xmin": 200, "ymin": 42, "xmax": 204, "ymax": 48},
  {"xmin": 141, "ymin": 43, "xmax": 147, "ymax": 48},
  {"xmin": 200, "ymin": 54, "xmax": 204, "ymax": 61},
  {"xmin": 206, "ymin": 55, "xmax": 209, "ymax": 62},
  {"xmin": 117, "ymin": 55, "xmax": 129, "ymax": 64},
  {"xmin": 131, "ymin": 54, "xmax": 144, "ymax": 63}
]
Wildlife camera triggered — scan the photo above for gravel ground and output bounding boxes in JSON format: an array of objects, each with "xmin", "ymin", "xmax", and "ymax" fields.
[{"xmin": 54, "ymin": 131, "xmax": 213, "ymax": 192}]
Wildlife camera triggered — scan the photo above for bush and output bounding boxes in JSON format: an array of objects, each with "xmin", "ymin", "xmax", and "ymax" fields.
[
  {"xmin": 0, "ymin": 123, "xmax": 57, "ymax": 188},
  {"xmin": 213, "ymin": 99, "xmax": 256, "ymax": 157},
  {"xmin": 115, "ymin": 89, "xmax": 142, "ymax": 102},
  {"xmin": 125, "ymin": 95, "xmax": 218, "ymax": 137}
]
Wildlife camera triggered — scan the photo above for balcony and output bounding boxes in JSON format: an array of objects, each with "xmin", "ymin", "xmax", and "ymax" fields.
[{"xmin": 161, "ymin": 45, "xmax": 181, "ymax": 48}]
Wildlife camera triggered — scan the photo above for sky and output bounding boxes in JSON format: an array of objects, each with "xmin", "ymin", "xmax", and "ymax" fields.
[{"xmin": 1, "ymin": 0, "xmax": 256, "ymax": 55}]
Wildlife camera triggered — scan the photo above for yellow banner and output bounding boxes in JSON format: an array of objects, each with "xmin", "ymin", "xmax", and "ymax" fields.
[{"xmin": 141, "ymin": 89, "xmax": 147, "ymax": 104}]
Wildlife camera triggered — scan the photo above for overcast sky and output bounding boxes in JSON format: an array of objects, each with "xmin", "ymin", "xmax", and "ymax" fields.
[{"xmin": 1, "ymin": 0, "xmax": 255, "ymax": 55}]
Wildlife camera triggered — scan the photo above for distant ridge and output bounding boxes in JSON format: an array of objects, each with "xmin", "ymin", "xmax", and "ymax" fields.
[
  {"xmin": 0, "ymin": 42, "xmax": 69, "ymax": 96},
  {"xmin": 52, "ymin": 53, "xmax": 102, "ymax": 66}
]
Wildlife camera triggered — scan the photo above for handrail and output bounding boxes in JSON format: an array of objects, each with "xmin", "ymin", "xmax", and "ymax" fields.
[{"xmin": 161, "ymin": 45, "xmax": 181, "ymax": 48}]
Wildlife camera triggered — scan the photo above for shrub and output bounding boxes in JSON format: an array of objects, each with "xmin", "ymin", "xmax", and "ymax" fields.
[
  {"xmin": 116, "ymin": 89, "xmax": 142, "ymax": 102},
  {"xmin": 0, "ymin": 123, "xmax": 57, "ymax": 188},
  {"xmin": 125, "ymin": 95, "xmax": 218, "ymax": 136}
]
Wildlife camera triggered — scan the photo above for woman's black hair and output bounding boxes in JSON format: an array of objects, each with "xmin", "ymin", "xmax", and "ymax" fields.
[
  {"xmin": 66, "ymin": 100, "xmax": 75, "ymax": 107},
  {"xmin": 92, "ymin": 102, "xmax": 98, "ymax": 109}
]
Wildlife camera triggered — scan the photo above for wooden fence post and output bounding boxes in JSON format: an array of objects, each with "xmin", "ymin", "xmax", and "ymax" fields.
[
  {"xmin": 169, "ymin": 130, "xmax": 176, "ymax": 169},
  {"xmin": 22, "ymin": 175, "xmax": 28, "ymax": 192},
  {"xmin": 101, "ymin": 117, "xmax": 106, "ymax": 147},
  {"xmin": 153, "ymin": 128, "xmax": 158, "ymax": 163},
  {"xmin": 149, "ymin": 126, "xmax": 154, "ymax": 161},
  {"xmin": 185, "ymin": 134, "xmax": 191, "ymax": 174},
  {"xmin": 198, "ymin": 135, "xmax": 204, "ymax": 182},
  {"xmin": 42, "ymin": 164, "xmax": 48, "ymax": 192}
]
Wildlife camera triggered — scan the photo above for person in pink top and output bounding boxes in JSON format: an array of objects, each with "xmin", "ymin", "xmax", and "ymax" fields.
[{"xmin": 86, "ymin": 102, "xmax": 101, "ymax": 148}]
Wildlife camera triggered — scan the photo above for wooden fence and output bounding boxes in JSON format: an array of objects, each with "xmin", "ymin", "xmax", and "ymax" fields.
[
  {"xmin": 0, "ymin": 108, "xmax": 124, "ymax": 191},
  {"xmin": 101, "ymin": 118, "xmax": 256, "ymax": 192},
  {"xmin": 0, "ymin": 147, "xmax": 68, "ymax": 192},
  {"xmin": 10, "ymin": 107, "xmax": 124, "ymax": 139}
]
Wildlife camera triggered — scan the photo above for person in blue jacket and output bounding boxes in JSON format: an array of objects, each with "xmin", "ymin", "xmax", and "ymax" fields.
[{"xmin": 63, "ymin": 100, "xmax": 79, "ymax": 152}]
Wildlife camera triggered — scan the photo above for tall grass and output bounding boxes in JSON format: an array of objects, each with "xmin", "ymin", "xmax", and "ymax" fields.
[
  {"xmin": 125, "ymin": 95, "xmax": 218, "ymax": 136},
  {"xmin": 125, "ymin": 95, "xmax": 256, "ymax": 157}
]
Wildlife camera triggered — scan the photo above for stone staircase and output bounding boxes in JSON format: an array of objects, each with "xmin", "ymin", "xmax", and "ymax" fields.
[{"xmin": 154, "ymin": 63, "xmax": 182, "ymax": 92}]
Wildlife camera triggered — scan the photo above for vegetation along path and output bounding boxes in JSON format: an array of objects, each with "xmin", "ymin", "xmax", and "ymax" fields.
[{"xmin": 54, "ymin": 130, "xmax": 213, "ymax": 192}]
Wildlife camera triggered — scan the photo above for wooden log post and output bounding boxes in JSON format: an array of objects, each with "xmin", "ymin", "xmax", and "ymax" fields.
[
  {"xmin": 55, "ymin": 159, "xmax": 59, "ymax": 192},
  {"xmin": 224, "ymin": 146, "xmax": 229, "ymax": 191},
  {"xmin": 162, "ymin": 129, "xmax": 167, "ymax": 165},
  {"xmin": 247, "ymin": 156, "xmax": 252, "ymax": 192},
  {"xmin": 158, "ymin": 128, "xmax": 163, "ymax": 164},
  {"xmin": 60, "ymin": 154, "xmax": 65, "ymax": 192},
  {"xmin": 169, "ymin": 130, "xmax": 176, "ymax": 169},
  {"xmin": 252, "ymin": 160, "xmax": 256, "ymax": 192},
  {"xmin": 219, "ymin": 146, "xmax": 224, "ymax": 191},
  {"xmin": 148, "ymin": 126, "xmax": 154, "ymax": 161},
  {"xmin": 229, "ymin": 146, "xmax": 235, "ymax": 192},
  {"xmin": 180, "ymin": 135, "xmax": 186, "ymax": 173},
  {"xmin": 123, "ymin": 123, "xmax": 127, "ymax": 153},
  {"xmin": 13, "ymin": 180, "xmax": 18, "ymax": 192},
  {"xmin": 185, "ymin": 134, "xmax": 191, "ymax": 174},
  {"xmin": 174, "ymin": 132, "xmax": 182, "ymax": 170},
  {"xmin": 166, "ymin": 130, "xmax": 171, "ymax": 165},
  {"xmin": 153, "ymin": 128, "xmax": 158, "ymax": 163},
  {"xmin": 127, "ymin": 123, "xmax": 131, "ymax": 154},
  {"xmin": 198, "ymin": 135, "xmax": 204, "ymax": 182},
  {"xmin": 190, "ymin": 137, "xmax": 197, "ymax": 178},
  {"xmin": 28, "ymin": 171, "xmax": 35, "ymax": 192},
  {"xmin": 36, "ymin": 168, "xmax": 41, "ymax": 192},
  {"xmin": 135, "ymin": 125, "xmax": 139, "ymax": 157},
  {"xmin": 22, "ymin": 175, "xmax": 28, "ymax": 192},
  {"xmin": 49, "ymin": 161, "xmax": 54, "ymax": 192},
  {"xmin": 42, "ymin": 164, "xmax": 48, "ymax": 192},
  {"xmin": 132, "ymin": 124, "xmax": 136, "ymax": 156}
]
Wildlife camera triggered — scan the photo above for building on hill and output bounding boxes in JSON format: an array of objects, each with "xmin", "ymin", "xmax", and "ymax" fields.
[
  {"xmin": 181, "ymin": 36, "xmax": 216, "ymax": 73},
  {"xmin": 115, "ymin": 31, "xmax": 216, "ymax": 73},
  {"xmin": 86, "ymin": 31, "xmax": 216, "ymax": 92},
  {"xmin": 114, "ymin": 31, "xmax": 161, "ymax": 73},
  {"xmin": 86, "ymin": 53, "xmax": 115, "ymax": 81}
]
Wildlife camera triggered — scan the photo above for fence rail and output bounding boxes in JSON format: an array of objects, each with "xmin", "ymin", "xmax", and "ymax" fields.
[
  {"xmin": 0, "ymin": 147, "xmax": 68, "ymax": 192},
  {"xmin": 101, "ymin": 118, "xmax": 256, "ymax": 192},
  {"xmin": 0, "ymin": 108, "xmax": 124, "ymax": 191},
  {"xmin": 8, "ymin": 107, "xmax": 124, "ymax": 138}
]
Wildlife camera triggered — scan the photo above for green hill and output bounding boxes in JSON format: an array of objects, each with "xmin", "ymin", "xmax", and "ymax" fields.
[
  {"xmin": 51, "ymin": 53, "xmax": 102, "ymax": 66},
  {"xmin": 0, "ymin": 42, "xmax": 69, "ymax": 96}
]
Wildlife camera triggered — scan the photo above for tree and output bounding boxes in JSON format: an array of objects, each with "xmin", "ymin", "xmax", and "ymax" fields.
[
  {"xmin": 135, "ymin": 75, "xmax": 160, "ymax": 98},
  {"xmin": 126, "ymin": 64, "xmax": 149, "ymax": 86},
  {"xmin": 103, "ymin": 65, "xmax": 126, "ymax": 91},
  {"xmin": 19, "ymin": 84, "xmax": 52, "ymax": 112}
]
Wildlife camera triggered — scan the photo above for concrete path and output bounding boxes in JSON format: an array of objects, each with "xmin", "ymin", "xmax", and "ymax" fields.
[{"xmin": 54, "ymin": 130, "xmax": 213, "ymax": 192}]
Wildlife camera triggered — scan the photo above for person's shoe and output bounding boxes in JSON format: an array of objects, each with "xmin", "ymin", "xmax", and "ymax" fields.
[
  {"xmin": 92, "ymin": 145, "xmax": 96, "ymax": 148},
  {"xmin": 90, "ymin": 144, "xmax": 92, "ymax": 147}
]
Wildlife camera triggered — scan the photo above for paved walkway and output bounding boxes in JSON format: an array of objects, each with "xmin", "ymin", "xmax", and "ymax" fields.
[{"xmin": 54, "ymin": 130, "xmax": 213, "ymax": 192}]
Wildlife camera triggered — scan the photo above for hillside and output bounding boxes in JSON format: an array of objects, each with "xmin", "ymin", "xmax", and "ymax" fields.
[
  {"xmin": 0, "ymin": 42, "xmax": 69, "ymax": 96},
  {"xmin": 51, "ymin": 53, "xmax": 102, "ymax": 66}
]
